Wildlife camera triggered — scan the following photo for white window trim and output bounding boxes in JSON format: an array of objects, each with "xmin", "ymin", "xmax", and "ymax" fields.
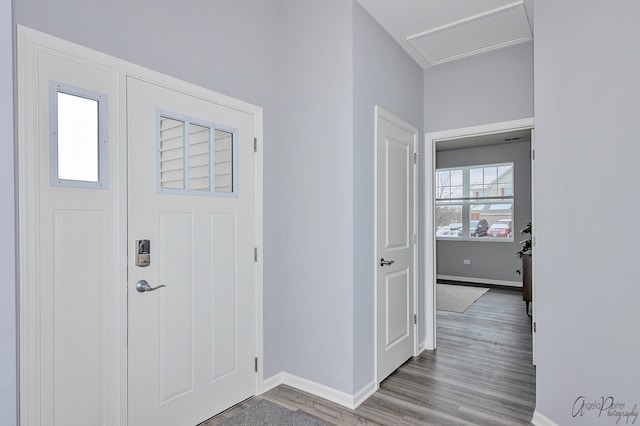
[
  {"xmin": 436, "ymin": 162, "xmax": 514, "ymax": 242},
  {"xmin": 49, "ymin": 81, "xmax": 108, "ymax": 189}
]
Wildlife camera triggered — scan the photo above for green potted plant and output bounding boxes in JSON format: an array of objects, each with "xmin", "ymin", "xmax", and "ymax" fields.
[
  {"xmin": 516, "ymin": 222, "xmax": 532, "ymax": 316},
  {"xmin": 516, "ymin": 221, "xmax": 532, "ymax": 273}
]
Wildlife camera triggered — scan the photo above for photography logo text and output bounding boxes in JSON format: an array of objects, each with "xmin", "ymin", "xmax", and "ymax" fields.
[{"xmin": 572, "ymin": 396, "xmax": 638, "ymax": 424}]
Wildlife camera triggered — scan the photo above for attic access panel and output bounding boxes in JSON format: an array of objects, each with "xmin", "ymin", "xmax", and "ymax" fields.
[{"xmin": 407, "ymin": 1, "xmax": 532, "ymax": 66}]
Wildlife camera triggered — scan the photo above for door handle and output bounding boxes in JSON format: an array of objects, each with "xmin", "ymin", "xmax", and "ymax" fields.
[
  {"xmin": 135, "ymin": 279, "xmax": 166, "ymax": 293},
  {"xmin": 380, "ymin": 258, "xmax": 395, "ymax": 267}
]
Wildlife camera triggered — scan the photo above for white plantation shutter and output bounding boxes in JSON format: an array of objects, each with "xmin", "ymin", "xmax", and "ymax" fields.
[
  {"xmin": 158, "ymin": 113, "xmax": 236, "ymax": 195},
  {"xmin": 214, "ymin": 129, "xmax": 233, "ymax": 193},
  {"xmin": 188, "ymin": 123, "xmax": 210, "ymax": 191},
  {"xmin": 159, "ymin": 117, "xmax": 185, "ymax": 189}
]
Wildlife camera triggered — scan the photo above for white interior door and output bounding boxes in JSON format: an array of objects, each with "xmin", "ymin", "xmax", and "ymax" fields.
[
  {"xmin": 127, "ymin": 76, "xmax": 257, "ymax": 426},
  {"xmin": 376, "ymin": 107, "xmax": 417, "ymax": 382}
]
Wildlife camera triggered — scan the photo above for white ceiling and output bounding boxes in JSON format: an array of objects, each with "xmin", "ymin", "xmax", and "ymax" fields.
[{"xmin": 356, "ymin": 0, "xmax": 533, "ymax": 68}]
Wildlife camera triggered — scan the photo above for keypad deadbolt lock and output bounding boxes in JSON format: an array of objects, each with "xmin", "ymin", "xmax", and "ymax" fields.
[{"xmin": 135, "ymin": 239, "xmax": 150, "ymax": 267}]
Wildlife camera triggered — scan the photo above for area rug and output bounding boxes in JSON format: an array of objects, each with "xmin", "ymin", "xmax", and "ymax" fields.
[
  {"xmin": 220, "ymin": 400, "xmax": 327, "ymax": 426},
  {"xmin": 436, "ymin": 284, "xmax": 489, "ymax": 313}
]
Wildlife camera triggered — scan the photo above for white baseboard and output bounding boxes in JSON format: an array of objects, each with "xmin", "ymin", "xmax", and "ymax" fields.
[
  {"xmin": 262, "ymin": 372, "xmax": 285, "ymax": 393},
  {"xmin": 352, "ymin": 380, "xmax": 378, "ymax": 409},
  {"xmin": 437, "ymin": 274, "xmax": 522, "ymax": 288},
  {"xmin": 261, "ymin": 372, "xmax": 377, "ymax": 410},
  {"xmin": 531, "ymin": 410, "xmax": 559, "ymax": 426},
  {"xmin": 417, "ymin": 340, "xmax": 427, "ymax": 354}
]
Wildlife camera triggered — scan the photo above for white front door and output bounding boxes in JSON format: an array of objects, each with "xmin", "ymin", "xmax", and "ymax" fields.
[
  {"xmin": 127, "ymin": 77, "xmax": 257, "ymax": 426},
  {"xmin": 376, "ymin": 107, "xmax": 417, "ymax": 382}
]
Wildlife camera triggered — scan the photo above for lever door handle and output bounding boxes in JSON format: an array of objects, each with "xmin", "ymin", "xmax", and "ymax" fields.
[
  {"xmin": 380, "ymin": 258, "xmax": 395, "ymax": 267},
  {"xmin": 135, "ymin": 279, "xmax": 166, "ymax": 293}
]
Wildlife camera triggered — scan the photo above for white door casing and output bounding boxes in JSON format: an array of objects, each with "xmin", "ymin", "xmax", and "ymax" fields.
[
  {"xmin": 127, "ymin": 77, "xmax": 257, "ymax": 426},
  {"xmin": 375, "ymin": 107, "xmax": 417, "ymax": 383},
  {"xmin": 424, "ymin": 118, "xmax": 535, "ymax": 353},
  {"xmin": 18, "ymin": 27, "xmax": 264, "ymax": 426}
]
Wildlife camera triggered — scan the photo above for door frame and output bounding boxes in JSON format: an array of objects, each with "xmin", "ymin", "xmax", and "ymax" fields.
[
  {"xmin": 17, "ymin": 26, "xmax": 264, "ymax": 425},
  {"xmin": 373, "ymin": 106, "xmax": 418, "ymax": 386},
  {"xmin": 424, "ymin": 117, "xmax": 535, "ymax": 352}
]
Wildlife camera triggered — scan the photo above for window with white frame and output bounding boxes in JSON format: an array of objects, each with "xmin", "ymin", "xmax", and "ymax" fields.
[
  {"xmin": 157, "ymin": 110, "xmax": 237, "ymax": 196},
  {"xmin": 436, "ymin": 163, "xmax": 514, "ymax": 241},
  {"xmin": 50, "ymin": 81, "xmax": 108, "ymax": 189}
]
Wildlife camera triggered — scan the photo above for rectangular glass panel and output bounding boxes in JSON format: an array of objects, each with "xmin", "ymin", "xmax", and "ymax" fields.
[
  {"xmin": 159, "ymin": 117, "xmax": 185, "ymax": 189},
  {"xmin": 214, "ymin": 129, "xmax": 233, "ymax": 193},
  {"xmin": 484, "ymin": 166, "xmax": 498, "ymax": 189},
  {"xmin": 188, "ymin": 123, "xmax": 211, "ymax": 191},
  {"xmin": 436, "ymin": 168, "xmax": 463, "ymax": 200},
  {"xmin": 435, "ymin": 170, "xmax": 450, "ymax": 198},
  {"xmin": 469, "ymin": 167, "xmax": 484, "ymax": 197},
  {"xmin": 469, "ymin": 164, "xmax": 514, "ymax": 198},
  {"xmin": 450, "ymin": 169, "xmax": 463, "ymax": 186},
  {"xmin": 57, "ymin": 92, "xmax": 99, "ymax": 182},
  {"xmin": 467, "ymin": 218, "xmax": 488, "ymax": 238},
  {"xmin": 471, "ymin": 202, "xmax": 513, "ymax": 239},
  {"xmin": 435, "ymin": 204, "xmax": 462, "ymax": 238}
]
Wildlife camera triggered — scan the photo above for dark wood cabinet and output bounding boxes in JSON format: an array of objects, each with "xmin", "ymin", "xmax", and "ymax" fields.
[{"xmin": 522, "ymin": 253, "xmax": 532, "ymax": 316}]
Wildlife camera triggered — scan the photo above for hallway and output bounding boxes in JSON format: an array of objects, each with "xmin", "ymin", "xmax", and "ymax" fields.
[{"xmin": 203, "ymin": 287, "xmax": 535, "ymax": 425}]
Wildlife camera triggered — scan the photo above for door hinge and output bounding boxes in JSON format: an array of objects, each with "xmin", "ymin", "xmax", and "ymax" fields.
[
  {"xmin": 254, "ymin": 137, "xmax": 257, "ymax": 153},
  {"xmin": 255, "ymin": 357, "xmax": 258, "ymax": 372},
  {"xmin": 413, "ymin": 233, "xmax": 417, "ymax": 244},
  {"xmin": 413, "ymin": 152, "xmax": 418, "ymax": 164},
  {"xmin": 532, "ymin": 236, "xmax": 536, "ymax": 248},
  {"xmin": 532, "ymin": 149, "xmax": 535, "ymax": 161},
  {"xmin": 254, "ymin": 247, "xmax": 258, "ymax": 262},
  {"xmin": 533, "ymin": 322, "xmax": 537, "ymax": 332},
  {"xmin": 413, "ymin": 314, "xmax": 417, "ymax": 325}
]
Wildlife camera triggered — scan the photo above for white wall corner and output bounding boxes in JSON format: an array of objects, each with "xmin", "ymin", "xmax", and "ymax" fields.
[
  {"xmin": 262, "ymin": 372, "xmax": 285, "ymax": 393},
  {"xmin": 352, "ymin": 380, "xmax": 378, "ymax": 409},
  {"xmin": 278, "ymin": 373, "xmax": 355, "ymax": 409},
  {"xmin": 532, "ymin": 409, "xmax": 560, "ymax": 426},
  {"xmin": 261, "ymin": 372, "xmax": 378, "ymax": 410}
]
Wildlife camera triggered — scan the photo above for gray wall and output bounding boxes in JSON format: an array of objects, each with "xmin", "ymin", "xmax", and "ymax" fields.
[
  {"xmin": 14, "ymin": 0, "xmax": 362, "ymax": 399},
  {"xmin": 424, "ymin": 41, "xmax": 534, "ymax": 133},
  {"xmin": 534, "ymin": 1, "xmax": 640, "ymax": 424},
  {"xmin": 436, "ymin": 141, "xmax": 531, "ymax": 284},
  {"xmin": 13, "ymin": 0, "xmax": 286, "ymax": 379},
  {"xmin": 1, "ymin": 0, "xmax": 16, "ymax": 423},
  {"xmin": 353, "ymin": 3, "xmax": 424, "ymax": 391},
  {"xmin": 8, "ymin": 0, "xmax": 434, "ymax": 406},
  {"xmin": 278, "ymin": 0, "xmax": 355, "ymax": 393}
]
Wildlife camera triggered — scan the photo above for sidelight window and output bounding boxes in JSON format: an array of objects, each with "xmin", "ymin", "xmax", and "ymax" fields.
[{"xmin": 50, "ymin": 82, "xmax": 108, "ymax": 188}]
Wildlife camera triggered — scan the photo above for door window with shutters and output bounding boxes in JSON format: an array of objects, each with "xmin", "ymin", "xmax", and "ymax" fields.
[{"xmin": 157, "ymin": 110, "xmax": 237, "ymax": 196}]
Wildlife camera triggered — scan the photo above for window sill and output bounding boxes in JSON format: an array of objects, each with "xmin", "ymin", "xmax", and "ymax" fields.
[{"xmin": 436, "ymin": 236, "xmax": 514, "ymax": 243}]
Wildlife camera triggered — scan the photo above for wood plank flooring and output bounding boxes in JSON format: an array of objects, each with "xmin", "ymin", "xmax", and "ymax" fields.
[{"xmin": 201, "ymin": 287, "xmax": 535, "ymax": 425}]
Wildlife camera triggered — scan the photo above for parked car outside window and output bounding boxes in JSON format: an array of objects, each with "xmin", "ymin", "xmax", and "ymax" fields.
[
  {"xmin": 487, "ymin": 222, "xmax": 512, "ymax": 238},
  {"xmin": 470, "ymin": 219, "xmax": 489, "ymax": 237}
]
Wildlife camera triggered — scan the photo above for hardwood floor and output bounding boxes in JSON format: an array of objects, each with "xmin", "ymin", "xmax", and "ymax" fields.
[{"xmin": 201, "ymin": 287, "xmax": 535, "ymax": 425}]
